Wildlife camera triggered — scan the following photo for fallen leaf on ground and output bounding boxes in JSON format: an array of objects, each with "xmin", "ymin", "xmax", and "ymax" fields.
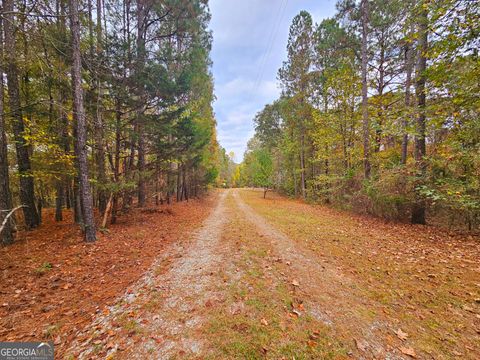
[
  {"xmin": 395, "ymin": 328, "xmax": 408, "ymax": 341},
  {"xmin": 399, "ymin": 346, "xmax": 417, "ymax": 358},
  {"xmin": 291, "ymin": 309, "xmax": 301, "ymax": 317},
  {"xmin": 355, "ymin": 339, "xmax": 368, "ymax": 352}
]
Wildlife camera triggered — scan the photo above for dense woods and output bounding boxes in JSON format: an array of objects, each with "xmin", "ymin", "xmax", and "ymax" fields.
[
  {"xmin": 1, "ymin": 2, "xmax": 479, "ymax": 357},
  {"xmin": 0, "ymin": 0, "xmax": 223, "ymax": 244},
  {"xmin": 238, "ymin": 0, "xmax": 480, "ymax": 230}
]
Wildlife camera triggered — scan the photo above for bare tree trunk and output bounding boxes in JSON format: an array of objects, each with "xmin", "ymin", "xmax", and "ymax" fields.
[
  {"xmin": 137, "ymin": 125, "xmax": 146, "ymax": 206},
  {"xmin": 3, "ymin": 0, "xmax": 39, "ymax": 229},
  {"xmin": 411, "ymin": 4, "xmax": 428, "ymax": 225},
  {"xmin": 361, "ymin": 0, "xmax": 371, "ymax": 179},
  {"xmin": 123, "ymin": 136, "xmax": 135, "ymax": 210},
  {"xmin": 299, "ymin": 132, "xmax": 306, "ymax": 199},
  {"xmin": 293, "ymin": 167, "xmax": 298, "ymax": 198},
  {"xmin": 177, "ymin": 166, "xmax": 182, "ymax": 202},
  {"xmin": 56, "ymin": 91, "xmax": 71, "ymax": 221},
  {"xmin": 155, "ymin": 158, "xmax": 160, "ymax": 205},
  {"xmin": 58, "ymin": 0, "xmax": 72, "ymax": 217},
  {"xmin": 65, "ymin": 182, "xmax": 72, "ymax": 209},
  {"xmin": 55, "ymin": 183, "xmax": 64, "ymax": 222},
  {"xmin": 111, "ymin": 98, "xmax": 122, "ymax": 225},
  {"xmin": 0, "ymin": 12, "xmax": 14, "ymax": 244},
  {"xmin": 93, "ymin": 0, "xmax": 107, "ymax": 214},
  {"xmin": 375, "ymin": 43, "xmax": 385, "ymax": 152},
  {"xmin": 54, "ymin": 101, "xmax": 64, "ymax": 222},
  {"xmin": 136, "ymin": 0, "xmax": 147, "ymax": 207},
  {"xmin": 182, "ymin": 167, "xmax": 188, "ymax": 201},
  {"xmin": 69, "ymin": 0, "xmax": 96, "ymax": 241},
  {"xmin": 166, "ymin": 168, "xmax": 171, "ymax": 204},
  {"xmin": 401, "ymin": 28, "xmax": 415, "ymax": 165}
]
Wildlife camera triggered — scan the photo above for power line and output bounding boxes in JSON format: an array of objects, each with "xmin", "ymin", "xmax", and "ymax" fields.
[{"xmin": 250, "ymin": 0, "xmax": 288, "ymax": 102}]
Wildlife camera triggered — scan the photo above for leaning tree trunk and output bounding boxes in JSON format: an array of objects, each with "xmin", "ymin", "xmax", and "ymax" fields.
[
  {"xmin": 3, "ymin": 0, "xmax": 39, "ymax": 229},
  {"xmin": 361, "ymin": 0, "xmax": 371, "ymax": 179},
  {"xmin": 411, "ymin": 4, "xmax": 428, "ymax": 225},
  {"xmin": 69, "ymin": 0, "xmax": 96, "ymax": 241},
  {"xmin": 0, "ymin": 13, "xmax": 14, "ymax": 244}
]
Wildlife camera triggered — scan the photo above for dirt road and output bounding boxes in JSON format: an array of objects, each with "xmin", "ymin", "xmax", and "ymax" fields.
[{"xmin": 68, "ymin": 189, "xmax": 480, "ymax": 359}]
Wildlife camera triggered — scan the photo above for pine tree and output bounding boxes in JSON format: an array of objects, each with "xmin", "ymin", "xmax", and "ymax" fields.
[{"xmin": 69, "ymin": 0, "xmax": 96, "ymax": 241}]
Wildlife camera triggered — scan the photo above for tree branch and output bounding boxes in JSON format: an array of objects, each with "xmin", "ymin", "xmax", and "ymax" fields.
[{"xmin": 0, "ymin": 206, "xmax": 25, "ymax": 235}]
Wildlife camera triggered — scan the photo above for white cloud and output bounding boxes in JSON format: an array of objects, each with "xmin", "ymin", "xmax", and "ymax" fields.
[
  {"xmin": 218, "ymin": 77, "xmax": 255, "ymax": 97},
  {"xmin": 209, "ymin": 0, "xmax": 337, "ymax": 159},
  {"xmin": 209, "ymin": 0, "xmax": 282, "ymax": 47}
]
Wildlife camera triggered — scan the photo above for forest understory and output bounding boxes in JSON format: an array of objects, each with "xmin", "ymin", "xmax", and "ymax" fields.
[
  {"xmin": 3, "ymin": 189, "xmax": 478, "ymax": 359},
  {"xmin": 0, "ymin": 195, "xmax": 217, "ymax": 357}
]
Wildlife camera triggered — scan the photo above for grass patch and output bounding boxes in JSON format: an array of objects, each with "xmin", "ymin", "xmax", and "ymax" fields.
[
  {"xmin": 203, "ymin": 198, "xmax": 347, "ymax": 359},
  {"xmin": 237, "ymin": 189, "xmax": 480, "ymax": 358},
  {"xmin": 35, "ymin": 262, "xmax": 53, "ymax": 275}
]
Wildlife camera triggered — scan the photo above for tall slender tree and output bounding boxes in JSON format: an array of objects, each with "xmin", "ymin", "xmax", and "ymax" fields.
[
  {"xmin": 69, "ymin": 0, "xmax": 96, "ymax": 241},
  {"xmin": 3, "ymin": 0, "xmax": 40, "ymax": 229},
  {"xmin": 401, "ymin": 23, "xmax": 415, "ymax": 165},
  {"xmin": 278, "ymin": 11, "xmax": 313, "ymax": 198},
  {"xmin": 135, "ymin": 0, "xmax": 147, "ymax": 207},
  {"xmin": 411, "ymin": 3, "xmax": 428, "ymax": 225},
  {"xmin": 0, "ymin": 9, "xmax": 14, "ymax": 244},
  {"xmin": 361, "ymin": 0, "xmax": 371, "ymax": 179}
]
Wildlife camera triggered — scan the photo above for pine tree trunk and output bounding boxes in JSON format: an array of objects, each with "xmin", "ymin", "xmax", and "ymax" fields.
[
  {"xmin": 58, "ymin": 2, "xmax": 72, "ymax": 216},
  {"xmin": 177, "ymin": 167, "xmax": 182, "ymax": 202},
  {"xmin": 93, "ymin": 0, "xmax": 107, "ymax": 214},
  {"xmin": 375, "ymin": 44, "xmax": 385, "ymax": 152},
  {"xmin": 56, "ymin": 90, "xmax": 70, "ymax": 220},
  {"xmin": 136, "ymin": 0, "xmax": 147, "ymax": 207},
  {"xmin": 182, "ymin": 167, "xmax": 188, "ymax": 201},
  {"xmin": 111, "ymin": 98, "xmax": 122, "ymax": 225},
  {"xmin": 69, "ymin": 0, "xmax": 96, "ymax": 241},
  {"xmin": 166, "ymin": 170, "xmax": 171, "ymax": 204},
  {"xmin": 55, "ymin": 183, "xmax": 64, "ymax": 222},
  {"xmin": 299, "ymin": 133, "xmax": 306, "ymax": 199},
  {"xmin": 137, "ymin": 124, "xmax": 146, "ymax": 206},
  {"xmin": 0, "ymin": 13, "xmax": 14, "ymax": 244},
  {"xmin": 361, "ymin": 0, "xmax": 371, "ymax": 179},
  {"xmin": 3, "ymin": 0, "xmax": 40, "ymax": 229},
  {"xmin": 411, "ymin": 4, "xmax": 428, "ymax": 225},
  {"xmin": 401, "ymin": 29, "xmax": 415, "ymax": 165}
]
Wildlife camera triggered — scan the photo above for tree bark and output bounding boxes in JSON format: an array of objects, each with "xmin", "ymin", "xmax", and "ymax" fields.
[
  {"xmin": 3, "ymin": 0, "xmax": 40, "ymax": 229},
  {"xmin": 299, "ymin": 132, "xmax": 306, "ymax": 199},
  {"xmin": 177, "ymin": 166, "xmax": 182, "ymax": 202},
  {"xmin": 136, "ymin": 0, "xmax": 147, "ymax": 207},
  {"xmin": 55, "ymin": 183, "xmax": 64, "ymax": 222},
  {"xmin": 69, "ymin": 0, "xmax": 96, "ymax": 241},
  {"xmin": 361, "ymin": 0, "xmax": 371, "ymax": 179},
  {"xmin": 375, "ymin": 42, "xmax": 385, "ymax": 153},
  {"xmin": 401, "ymin": 28, "xmax": 415, "ymax": 165},
  {"xmin": 111, "ymin": 98, "xmax": 122, "ymax": 225},
  {"xmin": 0, "ymin": 12, "xmax": 14, "ymax": 244},
  {"xmin": 411, "ymin": 4, "xmax": 428, "ymax": 225},
  {"xmin": 92, "ymin": 0, "xmax": 107, "ymax": 214}
]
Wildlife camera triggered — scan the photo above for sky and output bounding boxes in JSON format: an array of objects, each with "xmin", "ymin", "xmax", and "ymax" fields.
[{"xmin": 209, "ymin": 0, "xmax": 338, "ymax": 162}]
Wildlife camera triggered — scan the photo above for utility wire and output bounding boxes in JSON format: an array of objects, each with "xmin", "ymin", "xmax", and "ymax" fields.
[{"xmin": 250, "ymin": 0, "xmax": 288, "ymax": 102}]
